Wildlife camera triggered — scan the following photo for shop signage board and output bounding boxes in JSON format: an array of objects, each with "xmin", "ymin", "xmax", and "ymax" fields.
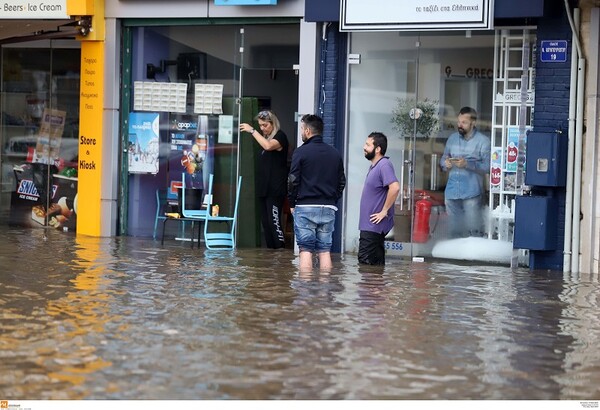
[
  {"xmin": 77, "ymin": 41, "xmax": 105, "ymax": 236},
  {"xmin": 340, "ymin": 0, "xmax": 493, "ymax": 31},
  {"xmin": 540, "ymin": 40, "xmax": 568, "ymax": 62},
  {"xmin": 495, "ymin": 90, "xmax": 535, "ymax": 104},
  {"xmin": 0, "ymin": 0, "xmax": 68, "ymax": 18},
  {"xmin": 214, "ymin": 0, "xmax": 276, "ymax": 4}
]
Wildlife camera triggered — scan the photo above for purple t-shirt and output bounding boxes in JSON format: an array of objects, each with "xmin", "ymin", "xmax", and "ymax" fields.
[{"xmin": 359, "ymin": 157, "xmax": 399, "ymax": 234}]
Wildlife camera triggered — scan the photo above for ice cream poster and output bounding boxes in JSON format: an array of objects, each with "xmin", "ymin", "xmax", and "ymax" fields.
[
  {"xmin": 505, "ymin": 127, "xmax": 530, "ymax": 172},
  {"xmin": 128, "ymin": 112, "xmax": 160, "ymax": 174},
  {"xmin": 490, "ymin": 148, "xmax": 502, "ymax": 191},
  {"xmin": 505, "ymin": 128, "xmax": 519, "ymax": 172}
]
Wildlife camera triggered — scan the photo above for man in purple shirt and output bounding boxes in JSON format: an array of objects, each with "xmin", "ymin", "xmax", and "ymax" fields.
[{"xmin": 359, "ymin": 132, "xmax": 400, "ymax": 265}]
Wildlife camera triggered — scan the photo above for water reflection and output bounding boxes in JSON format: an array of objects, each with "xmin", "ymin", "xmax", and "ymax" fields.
[
  {"xmin": 1, "ymin": 226, "xmax": 600, "ymax": 399},
  {"xmin": 557, "ymin": 272, "xmax": 600, "ymax": 398}
]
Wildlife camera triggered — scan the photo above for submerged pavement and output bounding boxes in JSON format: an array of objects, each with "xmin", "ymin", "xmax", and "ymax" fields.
[{"xmin": 0, "ymin": 225, "xmax": 599, "ymax": 399}]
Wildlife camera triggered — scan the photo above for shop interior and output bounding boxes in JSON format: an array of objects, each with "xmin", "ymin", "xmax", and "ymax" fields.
[
  {"xmin": 126, "ymin": 23, "xmax": 300, "ymax": 248},
  {"xmin": 0, "ymin": 39, "xmax": 81, "ymax": 230}
]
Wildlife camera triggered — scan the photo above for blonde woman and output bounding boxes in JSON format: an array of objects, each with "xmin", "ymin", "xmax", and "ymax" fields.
[{"xmin": 240, "ymin": 110, "xmax": 289, "ymax": 249}]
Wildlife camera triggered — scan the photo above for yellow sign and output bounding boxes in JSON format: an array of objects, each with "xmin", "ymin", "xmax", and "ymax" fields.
[{"xmin": 76, "ymin": 42, "xmax": 104, "ymax": 236}]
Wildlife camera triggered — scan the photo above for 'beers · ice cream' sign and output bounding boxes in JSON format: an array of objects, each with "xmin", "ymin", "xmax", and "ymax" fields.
[{"xmin": 0, "ymin": 1, "xmax": 68, "ymax": 18}]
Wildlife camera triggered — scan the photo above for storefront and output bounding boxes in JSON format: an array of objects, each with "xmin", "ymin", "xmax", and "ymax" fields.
[
  {"xmin": 0, "ymin": 1, "xmax": 81, "ymax": 231},
  {"xmin": 107, "ymin": 0, "xmax": 305, "ymax": 247},
  {"xmin": 5, "ymin": 0, "xmax": 600, "ymax": 272},
  {"xmin": 0, "ymin": 1, "xmax": 305, "ymax": 246},
  {"xmin": 121, "ymin": 20, "xmax": 301, "ymax": 246},
  {"xmin": 305, "ymin": 0, "xmax": 581, "ymax": 268}
]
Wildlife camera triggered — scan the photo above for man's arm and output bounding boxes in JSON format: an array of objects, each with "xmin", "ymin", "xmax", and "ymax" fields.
[
  {"xmin": 467, "ymin": 135, "xmax": 491, "ymax": 175},
  {"xmin": 382, "ymin": 181, "xmax": 400, "ymax": 213},
  {"xmin": 440, "ymin": 135, "xmax": 454, "ymax": 171},
  {"xmin": 370, "ymin": 181, "xmax": 400, "ymax": 225},
  {"xmin": 287, "ymin": 154, "xmax": 300, "ymax": 209}
]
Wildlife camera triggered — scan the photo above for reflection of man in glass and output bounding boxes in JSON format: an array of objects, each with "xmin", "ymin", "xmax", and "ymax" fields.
[
  {"xmin": 440, "ymin": 107, "xmax": 491, "ymax": 238},
  {"xmin": 358, "ymin": 132, "xmax": 400, "ymax": 265}
]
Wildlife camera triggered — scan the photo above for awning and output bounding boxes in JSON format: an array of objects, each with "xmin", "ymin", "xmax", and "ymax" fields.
[{"xmin": 0, "ymin": 19, "xmax": 76, "ymax": 44}]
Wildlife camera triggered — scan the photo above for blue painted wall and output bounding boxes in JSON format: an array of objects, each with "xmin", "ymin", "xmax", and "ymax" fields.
[
  {"xmin": 529, "ymin": 5, "xmax": 573, "ymax": 271},
  {"xmin": 317, "ymin": 23, "xmax": 347, "ymax": 253}
]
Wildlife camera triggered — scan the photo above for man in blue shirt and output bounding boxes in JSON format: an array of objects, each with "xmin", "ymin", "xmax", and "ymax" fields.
[
  {"xmin": 359, "ymin": 132, "xmax": 400, "ymax": 265},
  {"xmin": 439, "ymin": 107, "xmax": 491, "ymax": 238}
]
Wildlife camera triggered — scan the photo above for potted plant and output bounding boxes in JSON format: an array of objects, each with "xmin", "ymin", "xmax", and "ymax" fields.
[{"xmin": 391, "ymin": 97, "xmax": 440, "ymax": 139}]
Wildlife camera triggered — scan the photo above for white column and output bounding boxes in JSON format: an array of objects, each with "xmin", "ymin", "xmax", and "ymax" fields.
[
  {"xmin": 100, "ymin": 17, "xmax": 120, "ymax": 237},
  {"xmin": 580, "ymin": 7, "xmax": 600, "ymax": 273},
  {"xmin": 297, "ymin": 19, "xmax": 319, "ymax": 147}
]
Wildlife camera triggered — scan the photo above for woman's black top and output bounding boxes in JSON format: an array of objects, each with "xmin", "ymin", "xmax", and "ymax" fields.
[{"xmin": 257, "ymin": 129, "xmax": 289, "ymax": 198}]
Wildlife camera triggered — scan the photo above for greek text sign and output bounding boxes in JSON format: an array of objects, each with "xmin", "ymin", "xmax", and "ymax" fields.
[
  {"xmin": 77, "ymin": 42, "xmax": 104, "ymax": 236},
  {"xmin": 496, "ymin": 90, "xmax": 535, "ymax": 104},
  {"xmin": 540, "ymin": 40, "xmax": 568, "ymax": 63},
  {"xmin": 340, "ymin": 0, "xmax": 493, "ymax": 31},
  {"xmin": 0, "ymin": 0, "xmax": 67, "ymax": 18}
]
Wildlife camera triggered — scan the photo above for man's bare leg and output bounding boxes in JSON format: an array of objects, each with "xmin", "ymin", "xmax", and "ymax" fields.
[
  {"xmin": 299, "ymin": 251, "xmax": 313, "ymax": 272},
  {"xmin": 318, "ymin": 252, "xmax": 332, "ymax": 271}
]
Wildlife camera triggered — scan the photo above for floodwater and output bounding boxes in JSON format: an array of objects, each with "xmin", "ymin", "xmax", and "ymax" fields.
[{"xmin": 1, "ymin": 225, "xmax": 600, "ymax": 400}]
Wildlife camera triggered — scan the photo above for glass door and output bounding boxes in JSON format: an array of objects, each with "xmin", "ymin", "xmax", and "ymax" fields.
[
  {"xmin": 0, "ymin": 40, "xmax": 80, "ymax": 231},
  {"xmin": 345, "ymin": 31, "xmax": 495, "ymax": 261},
  {"xmin": 237, "ymin": 24, "xmax": 300, "ymax": 248},
  {"xmin": 122, "ymin": 22, "xmax": 300, "ymax": 246},
  {"xmin": 345, "ymin": 32, "xmax": 421, "ymax": 259},
  {"xmin": 121, "ymin": 23, "xmax": 242, "ymax": 240}
]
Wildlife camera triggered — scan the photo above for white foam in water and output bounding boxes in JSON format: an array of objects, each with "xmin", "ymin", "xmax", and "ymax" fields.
[{"xmin": 431, "ymin": 237, "xmax": 513, "ymax": 264}]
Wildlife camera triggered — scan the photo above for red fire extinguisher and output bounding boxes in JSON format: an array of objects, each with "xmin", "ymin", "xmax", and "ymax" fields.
[{"xmin": 413, "ymin": 197, "xmax": 432, "ymax": 243}]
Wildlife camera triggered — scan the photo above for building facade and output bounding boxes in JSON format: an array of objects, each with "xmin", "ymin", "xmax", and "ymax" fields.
[
  {"xmin": 305, "ymin": 0, "xmax": 600, "ymax": 272},
  {"xmin": 1, "ymin": 0, "xmax": 600, "ymax": 273}
]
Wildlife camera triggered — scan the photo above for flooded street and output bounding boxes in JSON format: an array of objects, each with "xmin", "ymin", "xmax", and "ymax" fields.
[{"xmin": 1, "ymin": 225, "xmax": 600, "ymax": 400}]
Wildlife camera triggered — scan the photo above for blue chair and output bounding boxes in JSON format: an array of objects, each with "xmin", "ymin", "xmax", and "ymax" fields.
[
  {"xmin": 181, "ymin": 172, "xmax": 213, "ymax": 219},
  {"xmin": 204, "ymin": 175, "xmax": 242, "ymax": 250},
  {"xmin": 161, "ymin": 174, "xmax": 213, "ymax": 248},
  {"xmin": 153, "ymin": 188, "xmax": 168, "ymax": 239}
]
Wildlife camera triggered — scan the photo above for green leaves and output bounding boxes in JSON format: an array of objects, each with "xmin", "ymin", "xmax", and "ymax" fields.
[{"xmin": 391, "ymin": 98, "xmax": 440, "ymax": 139}]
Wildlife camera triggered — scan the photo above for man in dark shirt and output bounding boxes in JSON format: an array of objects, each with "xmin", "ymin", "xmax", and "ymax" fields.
[{"xmin": 288, "ymin": 114, "xmax": 346, "ymax": 272}]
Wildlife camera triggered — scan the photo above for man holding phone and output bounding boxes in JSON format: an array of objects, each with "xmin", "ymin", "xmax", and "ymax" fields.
[{"xmin": 440, "ymin": 106, "xmax": 491, "ymax": 238}]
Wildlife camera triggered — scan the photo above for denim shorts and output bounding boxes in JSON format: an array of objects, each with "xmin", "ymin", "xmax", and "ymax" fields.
[{"xmin": 293, "ymin": 206, "xmax": 336, "ymax": 253}]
